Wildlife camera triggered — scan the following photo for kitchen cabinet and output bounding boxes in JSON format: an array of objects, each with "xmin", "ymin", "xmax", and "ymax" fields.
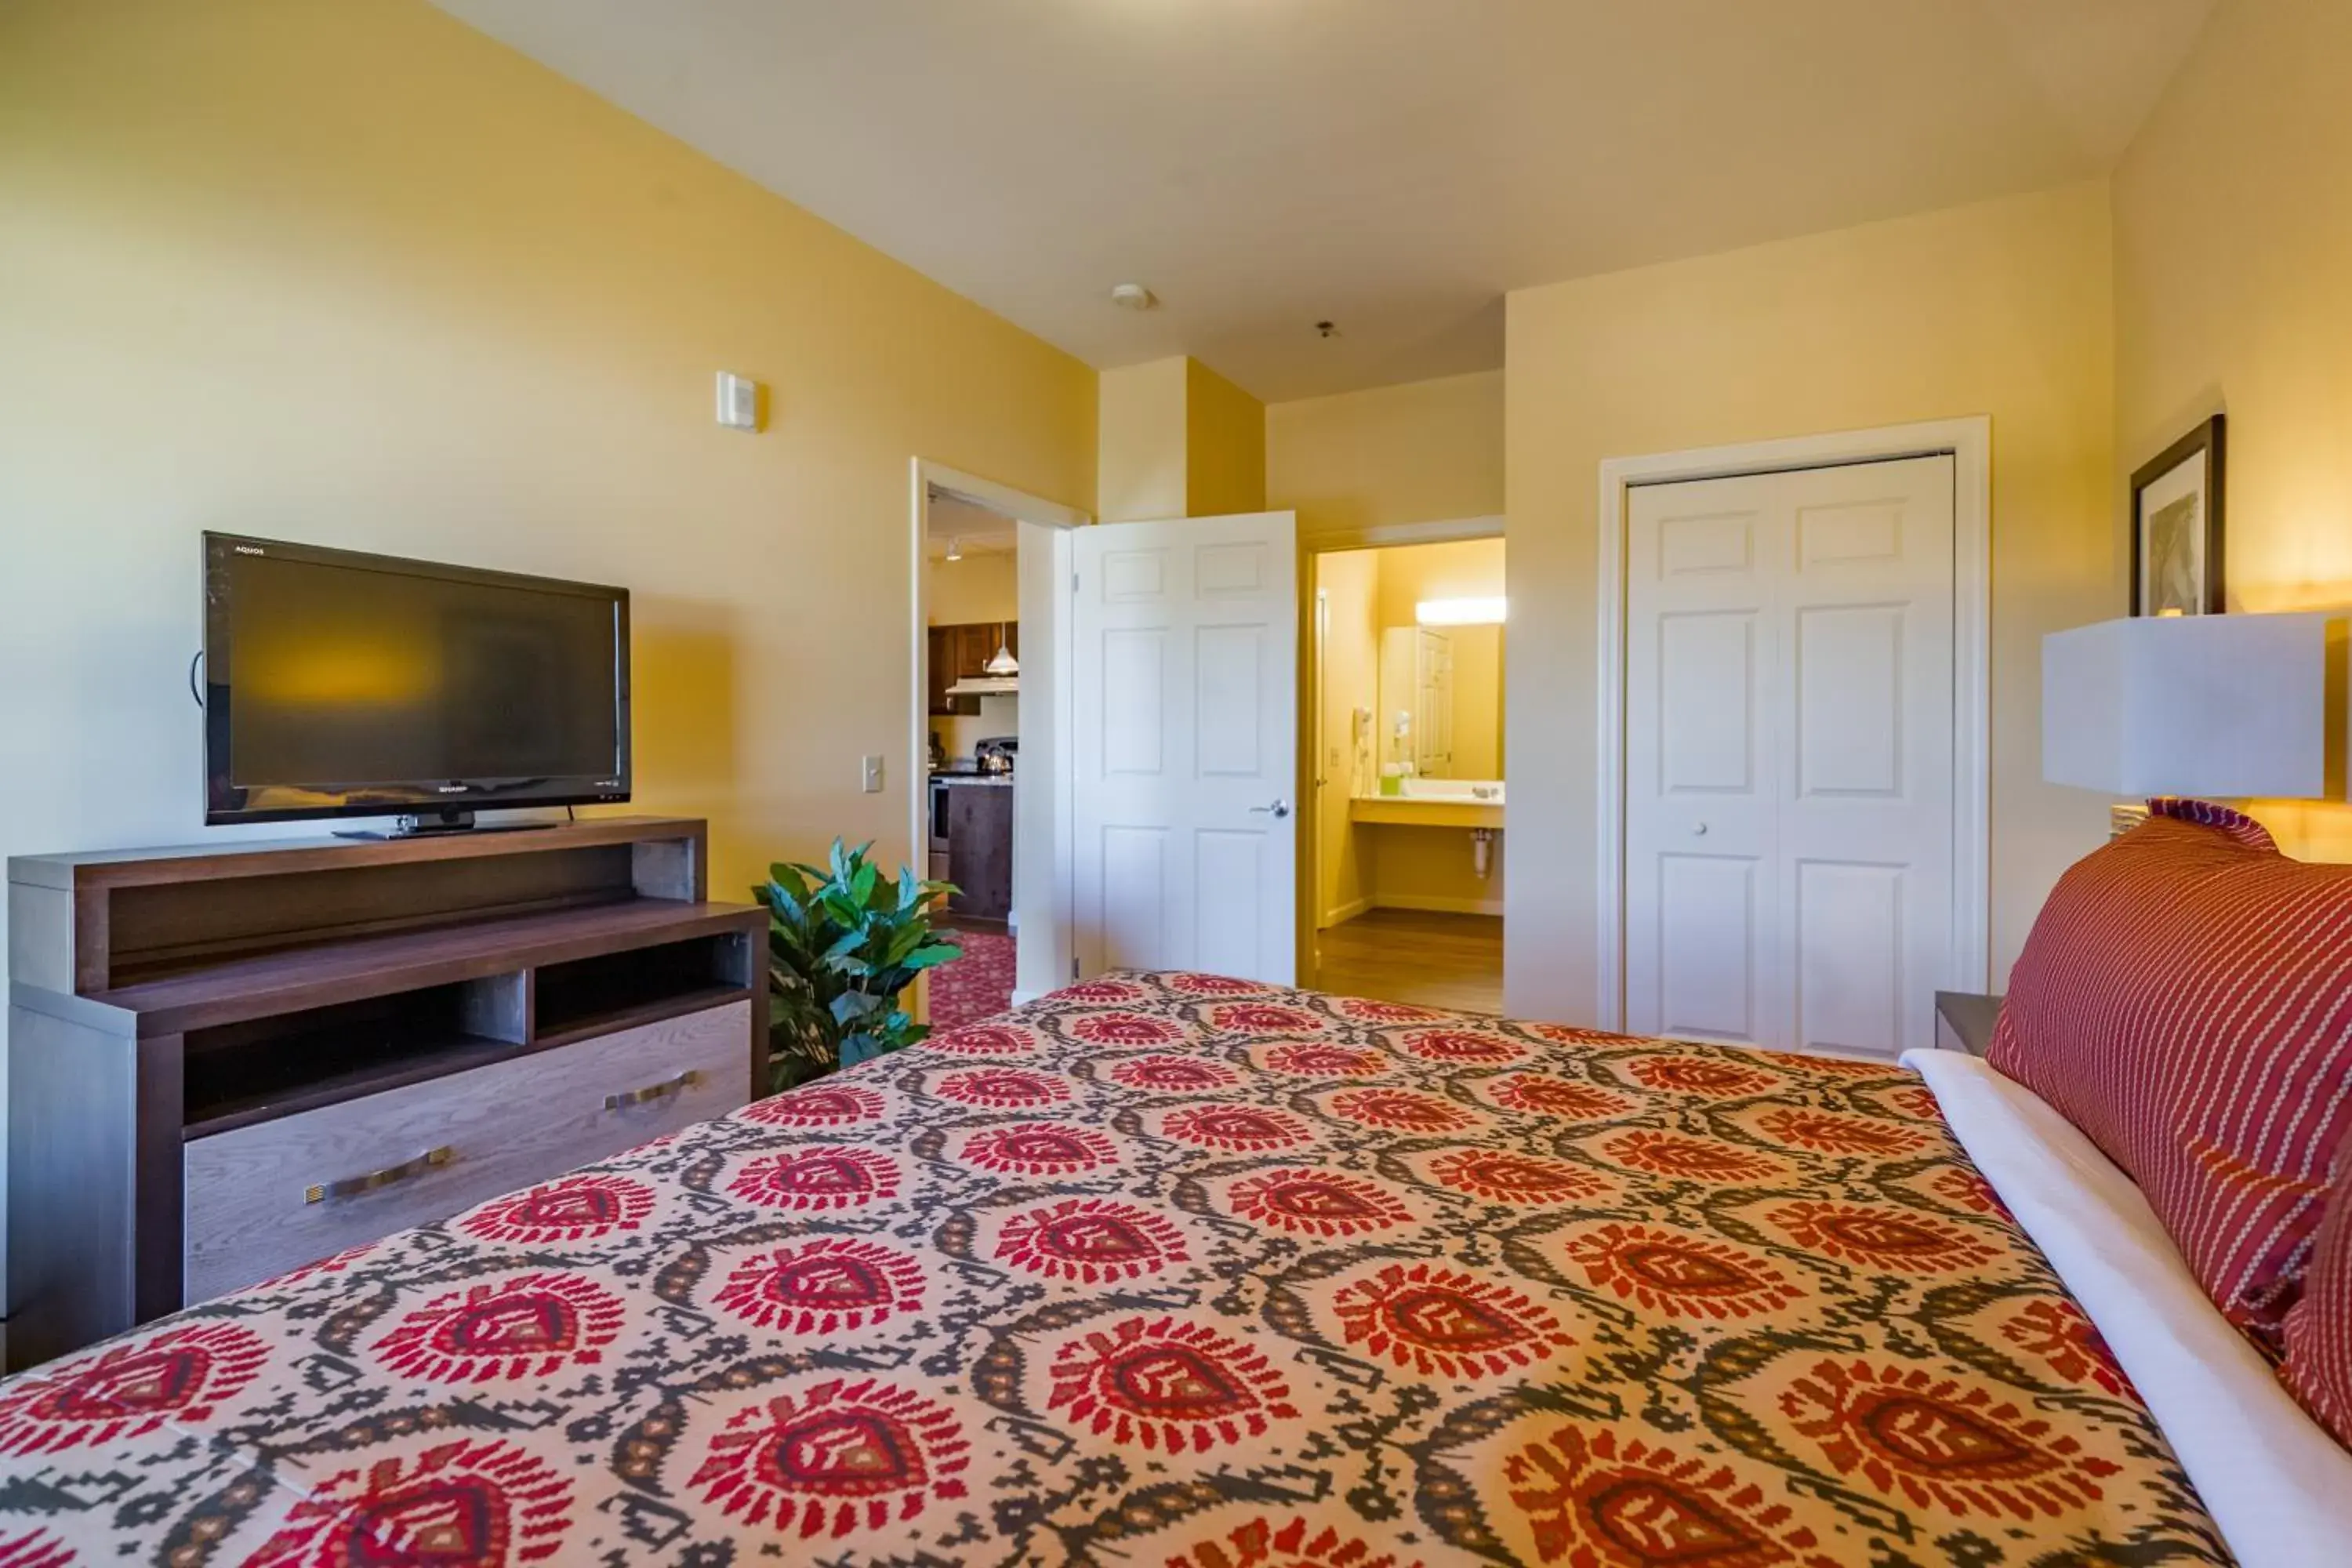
[
  {"xmin": 942, "ymin": 781, "xmax": 1013, "ymax": 920},
  {"xmin": 927, "ymin": 620, "xmax": 1018, "ymax": 716},
  {"xmin": 926, "ymin": 626, "xmax": 962, "ymax": 717}
]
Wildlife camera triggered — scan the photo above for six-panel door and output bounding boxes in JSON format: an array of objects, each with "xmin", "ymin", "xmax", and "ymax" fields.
[
  {"xmin": 1071, "ymin": 511, "xmax": 1299, "ymax": 984},
  {"xmin": 1624, "ymin": 456, "xmax": 1955, "ymax": 1057}
]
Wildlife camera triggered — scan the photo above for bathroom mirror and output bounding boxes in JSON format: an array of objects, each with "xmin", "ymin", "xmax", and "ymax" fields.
[{"xmin": 1379, "ymin": 621, "xmax": 1502, "ymax": 780}]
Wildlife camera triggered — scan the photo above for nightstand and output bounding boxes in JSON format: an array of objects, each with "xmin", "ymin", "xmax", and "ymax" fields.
[{"xmin": 1933, "ymin": 990, "xmax": 2002, "ymax": 1057}]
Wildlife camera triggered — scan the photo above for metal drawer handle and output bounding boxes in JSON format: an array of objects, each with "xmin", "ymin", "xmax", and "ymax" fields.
[
  {"xmin": 604, "ymin": 1069, "xmax": 703, "ymax": 1111},
  {"xmin": 305, "ymin": 1145, "xmax": 455, "ymax": 1205}
]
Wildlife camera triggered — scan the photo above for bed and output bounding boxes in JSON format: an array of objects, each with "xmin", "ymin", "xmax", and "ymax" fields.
[{"xmin": 0, "ymin": 970, "xmax": 2334, "ymax": 1566}]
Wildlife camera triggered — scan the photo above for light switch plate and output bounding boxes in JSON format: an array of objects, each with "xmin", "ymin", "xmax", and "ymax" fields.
[
  {"xmin": 861, "ymin": 754, "xmax": 885, "ymax": 793},
  {"xmin": 715, "ymin": 372, "xmax": 759, "ymax": 431}
]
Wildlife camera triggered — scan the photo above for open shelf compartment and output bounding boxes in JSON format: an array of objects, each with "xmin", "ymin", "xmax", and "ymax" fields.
[
  {"xmin": 532, "ymin": 929, "xmax": 758, "ymax": 1046},
  {"xmin": 182, "ymin": 971, "xmax": 528, "ymax": 1137}
]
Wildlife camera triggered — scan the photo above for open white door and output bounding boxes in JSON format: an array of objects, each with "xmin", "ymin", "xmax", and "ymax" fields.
[{"xmin": 1072, "ymin": 511, "xmax": 1298, "ymax": 984}]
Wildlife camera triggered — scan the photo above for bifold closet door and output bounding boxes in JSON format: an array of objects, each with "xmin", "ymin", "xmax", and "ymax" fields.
[{"xmin": 1623, "ymin": 455, "xmax": 1955, "ymax": 1057}]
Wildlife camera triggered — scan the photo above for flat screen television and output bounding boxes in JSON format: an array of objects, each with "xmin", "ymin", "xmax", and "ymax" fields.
[{"xmin": 202, "ymin": 533, "xmax": 630, "ymax": 833}]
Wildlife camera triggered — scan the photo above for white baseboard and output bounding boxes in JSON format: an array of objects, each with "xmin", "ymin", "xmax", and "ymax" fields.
[
  {"xmin": 1370, "ymin": 893, "xmax": 1504, "ymax": 917},
  {"xmin": 1009, "ymin": 987, "xmax": 1045, "ymax": 1006},
  {"xmin": 1319, "ymin": 895, "xmax": 1373, "ymax": 928}
]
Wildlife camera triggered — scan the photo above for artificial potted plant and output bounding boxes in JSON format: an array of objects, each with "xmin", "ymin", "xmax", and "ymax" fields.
[{"xmin": 755, "ymin": 838, "xmax": 963, "ymax": 1091}]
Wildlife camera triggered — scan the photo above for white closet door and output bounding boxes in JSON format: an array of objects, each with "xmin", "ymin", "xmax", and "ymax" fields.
[
  {"xmin": 1624, "ymin": 456, "xmax": 1955, "ymax": 1057},
  {"xmin": 1624, "ymin": 474, "xmax": 1780, "ymax": 1047}
]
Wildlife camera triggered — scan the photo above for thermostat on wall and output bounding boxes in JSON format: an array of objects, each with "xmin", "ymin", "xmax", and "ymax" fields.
[{"xmin": 715, "ymin": 372, "xmax": 760, "ymax": 431}]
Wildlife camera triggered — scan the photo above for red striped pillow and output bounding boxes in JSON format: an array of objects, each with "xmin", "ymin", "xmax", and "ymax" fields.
[
  {"xmin": 1987, "ymin": 799, "xmax": 2352, "ymax": 1346},
  {"xmin": 2285, "ymin": 1134, "xmax": 2352, "ymax": 1444}
]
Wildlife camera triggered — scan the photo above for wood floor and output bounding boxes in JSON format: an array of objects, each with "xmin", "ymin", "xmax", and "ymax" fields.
[{"xmin": 1314, "ymin": 908, "xmax": 1503, "ymax": 1014}]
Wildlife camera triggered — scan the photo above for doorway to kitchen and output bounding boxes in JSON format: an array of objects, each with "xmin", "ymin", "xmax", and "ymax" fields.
[
  {"xmin": 1306, "ymin": 521, "xmax": 1505, "ymax": 1013},
  {"xmin": 907, "ymin": 462, "xmax": 1088, "ymax": 1032}
]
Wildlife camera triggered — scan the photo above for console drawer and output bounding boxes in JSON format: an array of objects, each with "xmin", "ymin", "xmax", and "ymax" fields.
[
  {"xmin": 493, "ymin": 1000, "xmax": 754, "ymax": 1174},
  {"xmin": 183, "ymin": 1000, "xmax": 752, "ymax": 1303}
]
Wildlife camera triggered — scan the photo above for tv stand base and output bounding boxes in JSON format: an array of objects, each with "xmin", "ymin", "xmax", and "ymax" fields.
[{"xmin": 335, "ymin": 810, "xmax": 557, "ymax": 840}]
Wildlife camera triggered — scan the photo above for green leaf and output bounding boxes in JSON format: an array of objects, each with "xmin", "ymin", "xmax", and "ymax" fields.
[
  {"xmin": 758, "ymin": 837, "xmax": 955, "ymax": 1079},
  {"xmin": 831, "ymin": 991, "xmax": 888, "ymax": 1025},
  {"xmin": 882, "ymin": 923, "xmax": 927, "ymax": 966}
]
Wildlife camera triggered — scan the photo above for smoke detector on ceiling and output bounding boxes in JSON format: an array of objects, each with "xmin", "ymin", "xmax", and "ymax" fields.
[{"xmin": 1109, "ymin": 282, "xmax": 1158, "ymax": 311}]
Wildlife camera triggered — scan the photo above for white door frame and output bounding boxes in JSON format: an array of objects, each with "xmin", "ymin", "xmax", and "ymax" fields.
[
  {"xmin": 908, "ymin": 460, "xmax": 1090, "ymax": 1013},
  {"xmin": 1301, "ymin": 516, "xmax": 1506, "ymax": 975},
  {"xmin": 1593, "ymin": 419, "xmax": 1990, "ymax": 1033}
]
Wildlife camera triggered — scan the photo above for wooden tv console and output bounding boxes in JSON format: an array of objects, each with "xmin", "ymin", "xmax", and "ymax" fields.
[{"xmin": 5, "ymin": 817, "xmax": 765, "ymax": 1370}]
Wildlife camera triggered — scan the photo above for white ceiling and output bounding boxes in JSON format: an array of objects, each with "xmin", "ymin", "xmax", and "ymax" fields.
[
  {"xmin": 435, "ymin": 0, "xmax": 2215, "ymax": 402},
  {"xmin": 926, "ymin": 490, "xmax": 1018, "ymax": 560}
]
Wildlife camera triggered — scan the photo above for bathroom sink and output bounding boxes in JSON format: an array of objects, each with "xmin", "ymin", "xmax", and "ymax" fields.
[{"xmin": 1351, "ymin": 786, "xmax": 1504, "ymax": 829}]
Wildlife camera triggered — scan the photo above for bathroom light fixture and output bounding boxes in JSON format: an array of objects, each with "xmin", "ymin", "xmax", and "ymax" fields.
[
  {"xmin": 1417, "ymin": 597, "xmax": 1506, "ymax": 626},
  {"xmin": 1110, "ymin": 283, "xmax": 1157, "ymax": 311},
  {"xmin": 945, "ymin": 537, "xmax": 963, "ymax": 561}
]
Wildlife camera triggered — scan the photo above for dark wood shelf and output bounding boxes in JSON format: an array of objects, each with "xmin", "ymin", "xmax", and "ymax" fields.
[
  {"xmin": 183, "ymin": 1032, "xmax": 528, "ymax": 1140},
  {"xmin": 9, "ymin": 814, "xmax": 768, "ymax": 1372},
  {"xmin": 9, "ymin": 816, "xmax": 697, "ymax": 891},
  {"xmin": 533, "ymin": 983, "xmax": 751, "ymax": 1051},
  {"xmin": 96, "ymin": 899, "xmax": 757, "ymax": 1036}
]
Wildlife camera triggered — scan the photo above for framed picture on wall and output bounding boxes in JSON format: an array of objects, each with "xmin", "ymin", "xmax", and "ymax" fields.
[{"xmin": 2130, "ymin": 413, "xmax": 2226, "ymax": 615}]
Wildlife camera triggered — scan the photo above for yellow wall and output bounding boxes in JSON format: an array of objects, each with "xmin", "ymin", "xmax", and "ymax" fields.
[
  {"xmin": 0, "ymin": 1, "xmax": 1094, "ymax": 949},
  {"xmin": 1365, "ymin": 823, "xmax": 1507, "ymax": 918},
  {"xmin": 2111, "ymin": 0, "xmax": 2352, "ymax": 859},
  {"xmin": 1505, "ymin": 183, "xmax": 2116, "ymax": 1022},
  {"xmin": 1097, "ymin": 354, "xmax": 1265, "ymax": 521},
  {"xmin": 1098, "ymin": 358, "xmax": 1189, "ymax": 521},
  {"xmin": 1267, "ymin": 370, "xmax": 1504, "ymax": 541},
  {"xmin": 927, "ymin": 552, "xmax": 1020, "ymax": 625},
  {"xmin": 1315, "ymin": 550, "xmax": 1380, "ymax": 924},
  {"xmin": 1186, "ymin": 358, "xmax": 1268, "ymax": 517}
]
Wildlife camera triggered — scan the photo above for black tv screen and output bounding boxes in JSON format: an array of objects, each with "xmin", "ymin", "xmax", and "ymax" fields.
[{"xmin": 203, "ymin": 533, "xmax": 630, "ymax": 826}]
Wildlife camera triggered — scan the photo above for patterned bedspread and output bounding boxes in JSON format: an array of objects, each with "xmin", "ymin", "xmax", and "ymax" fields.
[{"xmin": 0, "ymin": 974, "xmax": 2230, "ymax": 1566}]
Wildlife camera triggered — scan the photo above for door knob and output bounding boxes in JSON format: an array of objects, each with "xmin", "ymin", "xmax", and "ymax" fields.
[
  {"xmin": 1692, "ymin": 822, "xmax": 1709, "ymax": 836},
  {"xmin": 1251, "ymin": 799, "xmax": 1291, "ymax": 819}
]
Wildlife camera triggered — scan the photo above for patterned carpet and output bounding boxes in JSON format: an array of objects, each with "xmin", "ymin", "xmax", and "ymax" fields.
[{"xmin": 927, "ymin": 927, "xmax": 1015, "ymax": 1030}]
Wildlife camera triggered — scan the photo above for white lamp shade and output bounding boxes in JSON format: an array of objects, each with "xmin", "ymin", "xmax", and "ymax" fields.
[{"xmin": 2042, "ymin": 612, "xmax": 2339, "ymax": 799}]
